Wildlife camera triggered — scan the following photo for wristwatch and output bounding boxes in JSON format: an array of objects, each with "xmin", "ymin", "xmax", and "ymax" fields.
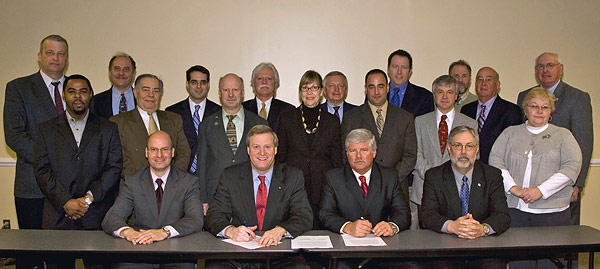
[
  {"xmin": 482, "ymin": 224, "xmax": 491, "ymax": 236},
  {"xmin": 162, "ymin": 226, "xmax": 171, "ymax": 238}
]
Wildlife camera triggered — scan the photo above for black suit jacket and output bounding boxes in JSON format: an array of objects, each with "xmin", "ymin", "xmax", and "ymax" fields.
[
  {"xmin": 461, "ymin": 96, "xmax": 522, "ymax": 163},
  {"xmin": 243, "ymin": 97, "xmax": 295, "ymax": 131},
  {"xmin": 275, "ymin": 107, "xmax": 343, "ymax": 227},
  {"xmin": 319, "ymin": 163, "xmax": 411, "ymax": 233},
  {"xmin": 34, "ymin": 112, "xmax": 123, "ymax": 230},
  {"xmin": 4, "ymin": 72, "xmax": 61, "ymax": 198},
  {"xmin": 89, "ymin": 87, "xmax": 136, "ymax": 119},
  {"xmin": 320, "ymin": 101, "xmax": 358, "ymax": 122},
  {"xmin": 420, "ymin": 160, "xmax": 510, "ymax": 234},
  {"xmin": 389, "ymin": 82, "xmax": 435, "ymax": 118},
  {"xmin": 205, "ymin": 162, "xmax": 313, "ymax": 237},
  {"xmin": 166, "ymin": 98, "xmax": 221, "ymax": 171}
]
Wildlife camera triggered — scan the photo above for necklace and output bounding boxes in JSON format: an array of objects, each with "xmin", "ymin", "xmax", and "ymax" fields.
[{"xmin": 301, "ymin": 106, "xmax": 320, "ymax": 134}]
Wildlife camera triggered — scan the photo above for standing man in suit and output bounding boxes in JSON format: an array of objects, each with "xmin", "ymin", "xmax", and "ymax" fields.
[
  {"xmin": 386, "ymin": 49, "xmax": 434, "ymax": 118},
  {"xmin": 89, "ymin": 52, "xmax": 137, "ymax": 119},
  {"xmin": 197, "ymin": 73, "xmax": 268, "ymax": 213},
  {"xmin": 420, "ymin": 125, "xmax": 510, "ymax": 267},
  {"xmin": 461, "ymin": 67, "xmax": 522, "ymax": 164},
  {"xmin": 342, "ymin": 69, "xmax": 417, "ymax": 199},
  {"xmin": 517, "ymin": 52, "xmax": 593, "ymax": 226},
  {"xmin": 205, "ymin": 125, "xmax": 312, "ymax": 268},
  {"xmin": 243, "ymin": 62, "xmax": 295, "ymax": 131},
  {"xmin": 34, "ymin": 75, "xmax": 122, "ymax": 268},
  {"xmin": 411, "ymin": 75, "xmax": 477, "ymax": 229},
  {"xmin": 166, "ymin": 65, "xmax": 221, "ymax": 173},
  {"xmin": 449, "ymin": 60, "xmax": 478, "ymax": 111},
  {"xmin": 4, "ymin": 35, "xmax": 68, "ymax": 236},
  {"xmin": 320, "ymin": 71, "xmax": 358, "ymax": 123},
  {"xmin": 110, "ymin": 74, "xmax": 190, "ymax": 177},
  {"xmin": 102, "ymin": 131, "xmax": 203, "ymax": 268}
]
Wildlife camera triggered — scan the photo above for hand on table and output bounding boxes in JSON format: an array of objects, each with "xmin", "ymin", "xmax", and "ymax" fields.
[
  {"xmin": 257, "ymin": 226, "xmax": 286, "ymax": 247},
  {"xmin": 343, "ymin": 219, "xmax": 372, "ymax": 237},
  {"xmin": 225, "ymin": 225, "xmax": 257, "ymax": 242}
]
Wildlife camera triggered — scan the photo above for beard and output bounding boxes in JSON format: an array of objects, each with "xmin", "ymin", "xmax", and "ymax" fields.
[{"xmin": 451, "ymin": 152, "xmax": 475, "ymax": 169}]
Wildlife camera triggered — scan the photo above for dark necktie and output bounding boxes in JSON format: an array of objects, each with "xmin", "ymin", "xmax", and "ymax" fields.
[
  {"xmin": 190, "ymin": 105, "xmax": 201, "ymax": 173},
  {"xmin": 226, "ymin": 115, "xmax": 238, "ymax": 154},
  {"xmin": 51, "ymin": 81, "xmax": 64, "ymax": 114},
  {"xmin": 478, "ymin": 105, "xmax": 486, "ymax": 133},
  {"xmin": 390, "ymin": 87, "xmax": 400, "ymax": 107},
  {"xmin": 459, "ymin": 176, "xmax": 470, "ymax": 216},
  {"xmin": 256, "ymin": 175, "xmax": 267, "ymax": 231},
  {"xmin": 359, "ymin": 175, "xmax": 368, "ymax": 199},
  {"xmin": 119, "ymin": 93, "xmax": 127, "ymax": 113},
  {"xmin": 333, "ymin": 106, "xmax": 341, "ymax": 122},
  {"xmin": 438, "ymin": 115, "xmax": 448, "ymax": 155},
  {"xmin": 156, "ymin": 178, "xmax": 163, "ymax": 213}
]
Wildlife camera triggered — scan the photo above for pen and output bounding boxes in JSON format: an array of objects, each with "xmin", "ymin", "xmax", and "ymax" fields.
[{"xmin": 360, "ymin": 217, "xmax": 374, "ymax": 232}]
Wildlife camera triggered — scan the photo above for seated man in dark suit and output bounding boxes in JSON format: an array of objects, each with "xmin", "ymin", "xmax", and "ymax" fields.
[
  {"xmin": 166, "ymin": 65, "xmax": 221, "ymax": 173},
  {"xmin": 320, "ymin": 71, "xmax": 357, "ymax": 123},
  {"xmin": 102, "ymin": 131, "xmax": 203, "ymax": 268},
  {"xmin": 205, "ymin": 125, "xmax": 312, "ymax": 268},
  {"xmin": 90, "ymin": 52, "xmax": 137, "ymax": 119},
  {"xmin": 420, "ymin": 125, "xmax": 510, "ymax": 268}
]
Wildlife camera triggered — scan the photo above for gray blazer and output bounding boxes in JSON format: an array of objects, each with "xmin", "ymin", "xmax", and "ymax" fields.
[
  {"xmin": 411, "ymin": 111, "xmax": 477, "ymax": 205},
  {"xmin": 102, "ymin": 166, "xmax": 203, "ymax": 237},
  {"xmin": 4, "ymin": 72, "xmax": 60, "ymax": 198},
  {"xmin": 196, "ymin": 108, "xmax": 268, "ymax": 203},
  {"xmin": 518, "ymin": 81, "xmax": 593, "ymax": 189}
]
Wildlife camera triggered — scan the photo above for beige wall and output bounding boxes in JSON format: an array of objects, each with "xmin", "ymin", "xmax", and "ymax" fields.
[{"xmin": 0, "ymin": 1, "xmax": 598, "ymax": 228}]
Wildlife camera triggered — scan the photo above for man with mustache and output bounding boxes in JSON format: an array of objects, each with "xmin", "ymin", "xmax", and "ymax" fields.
[
  {"xmin": 90, "ymin": 52, "xmax": 137, "ymax": 119},
  {"xmin": 243, "ymin": 62, "xmax": 295, "ymax": 131},
  {"xmin": 449, "ymin": 60, "xmax": 478, "ymax": 112},
  {"xmin": 420, "ymin": 125, "xmax": 509, "ymax": 266}
]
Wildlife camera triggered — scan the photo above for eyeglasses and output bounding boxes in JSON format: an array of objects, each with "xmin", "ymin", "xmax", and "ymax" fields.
[
  {"xmin": 527, "ymin": 104, "xmax": 551, "ymax": 112},
  {"xmin": 301, "ymin": 85, "xmax": 321, "ymax": 92},
  {"xmin": 147, "ymin": 147, "xmax": 172, "ymax": 154},
  {"xmin": 449, "ymin": 143, "xmax": 477, "ymax": 152},
  {"xmin": 535, "ymin": 62, "xmax": 560, "ymax": 71}
]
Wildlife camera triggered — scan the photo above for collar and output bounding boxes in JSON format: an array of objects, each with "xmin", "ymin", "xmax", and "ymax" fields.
[
  {"xmin": 111, "ymin": 86, "xmax": 133, "ymax": 95},
  {"xmin": 436, "ymin": 107, "xmax": 455, "ymax": 121},
  {"xmin": 151, "ymin": 166, "xmax": 171, "ymax": 187},
  {"xmin": 252, "ymin": 167, "xmax": 274, "ymax": 184},
  {"xmin": 66, "ymin": 109, "xmax": 90, "ymax": 123},
  {"xmin": 542, "ymin": 80, "xmax": 561, "ymax": 94},
  {"xmin": 40, "ymin": 70, "xmax": 65, "ymax": 88},
  {"xmin": 478, "ymin": 94, "xmax": 498, "ymax": 108},
  {"xmin": 352, "ymin": 167, "xmax": 373, "ymax": 185}
]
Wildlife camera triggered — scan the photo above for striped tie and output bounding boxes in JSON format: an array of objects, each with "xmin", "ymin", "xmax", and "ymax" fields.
[
  {"xmin": 226, "ymin": 115, "xmax": 238, "ymax": 155},
  {"xmin": 460, "ymin": 176, "xmax": 470, "ymax": 216},
  {"xmin": 477, "ymin": 105, "xmax": 486, "ymax": 133},
  {"xmin": 376, "ymin": 108, "xmax": 384, "ymax": 137},
  {"xmin": 190, "ymin": 105, "xmax": 201, "ymax": 173}
]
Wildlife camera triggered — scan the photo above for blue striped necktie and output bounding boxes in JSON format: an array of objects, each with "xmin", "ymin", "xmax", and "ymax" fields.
[
  {"xmin": 460, "ymin": 175, "xmax": 470, "ymax": 216},
  {"xmin": 189, "ymin": 105, "xmax": 200, "ymax": 173}
]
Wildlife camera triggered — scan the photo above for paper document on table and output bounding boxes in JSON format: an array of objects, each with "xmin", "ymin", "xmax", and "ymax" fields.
[
  {"xmin": 291, "ymin": 235, "xmax": 333, "ymax": 249},
  {"xmin": 341, "ymin": 234, "xmax": 387, "ymax": 246},
  {"xmin": 222, "ymin": 236, "xmax": 276, "ymax": 249}
]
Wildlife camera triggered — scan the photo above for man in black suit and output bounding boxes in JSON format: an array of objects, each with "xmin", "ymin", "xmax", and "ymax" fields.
[
  {"xmin": 386, "ymin": 49, "xmax": 434, "ymax": 118},
  {"xmin": 205, "ymin": 125, "xmax": 312, "ymax": 268},
  {"xmin": 89, "ymin": 52, "xmax": 137, "ymax": 119},
  {"xmin": 4, "ymin": 35, "xmax": 68, "ymax": 237},
  {"xmin": 166, "ymin": 65, "xmax": 221, "ymax": 173},
  {"xmin": 342, "ymin": 69, "xmax": 417, "ymax": 199},
  {"xmin": 421, "ymin": 125, "xmax": 510, "ymax": 267},
  {"xmin": 34, "ymin": 75, "xmax": 122, "ymax": 268},
  {"xmin": 242, "ymin": 62, "xmax": 295, "ymax": 131},
  {"xmin": 320, "ymin": 71, "xmax": 357, "ymax": 123},
  {"xmin": 461, "ymin": 67, "xmax": 522, "ymax": 164}
]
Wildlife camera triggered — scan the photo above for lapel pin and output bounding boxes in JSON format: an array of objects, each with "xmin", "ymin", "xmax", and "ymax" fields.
[
  {"xmin": 542, "ymin": 134, "xmax": 551, "ymax": 139},
  {"xmin": 477, "ymin": 183, "xmax": 481, "ymax": 187},
  {"xmin": 214, "ymin": 122, "xmax": 219, "ymax": 126},
  {"xmin": 278, "ymin": 186, "xmax": 282, "ymax": 190}
]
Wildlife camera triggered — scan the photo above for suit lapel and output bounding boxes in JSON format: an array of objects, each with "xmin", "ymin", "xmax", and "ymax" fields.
[
  {"xmin": 56, "ymin": 114, "xmax": 79, "ymax": 152},
  {"xmin": 240, "ymin": 165, "xmax": 258, "ymax": 226},
  {"xmin": 550, "ymin": 82, "xmax": 566, "ymax": 124},
  {"xmin": 158, "ymin": 168, "xmax": 179, "ymax": 223},
  {"xmin": 211, "ymin": 112, "xmax": 235, "ymax": 158},
  {"xmin": 426, "ymin": 113, "xmax": 442, "ymax": 159},
  {"xmin": 344, "ymin": 165, "xmax": 366, "ymax": 210},
  {"xmin": 359, "ymin": 104, "xmax": 380, "ymax": 142},
  {"xmin": 32, "ymin": 73, "xmax": 59, "ymax": 115},
  {"xmin": 268, "ymin": 99, "xmax": 279, "ymax": 125},
  {"xmin": 442, "ymin": 163, "xmax": 463, "ymax": 218},
  {"xmin": 364, "ymin": 164, "xmax": 381, "ymax": 211},
  {"xmin": 264, "ymin": 165, "xmax": 284, "ymax": 230},
  {"xmin": 141, "ymin": 170, "xmax": 160, "ymax": 221},
  {"xmin": 483, "ymin": 97, "xmax": 504, "ymax": 132},
  {"xmin": 77, "ymin": 113, "xmax": 98, "ymax": 154},
  {"xmin": 468, "ymin": 163, "xmax": 485, "ymax": 217}
]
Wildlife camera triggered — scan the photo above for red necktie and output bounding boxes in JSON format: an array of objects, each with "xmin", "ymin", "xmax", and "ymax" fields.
[
  {"xmin": 439, "ymin": 115, "xmax": 448, "ymax": 155},
  {"xmin": 155, "ymin": 178, "xmax": 163, "ymax": 213},
  {"xmin": 51, "ymin": 81, "xmax": 64, "ymax": 114},
  {"xmin": 359, "ymin": 176, "xmax": 368, "ymax": 198},
  {"xmin": 256, "ymin": 175, "xmax": 267, "ymax": 231}
]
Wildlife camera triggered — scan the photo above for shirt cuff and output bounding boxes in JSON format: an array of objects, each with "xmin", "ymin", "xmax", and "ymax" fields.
[
  {"xmin": 339, "ymin": 221, "xmax": 351, "ymax": 234},
  {"xmin": 500, "ymin": 169, "xmax": 517, "ymax": 194},
  {"xmin": 441, "ymin": 220, "xmax": 451, "ymax": 233},
  {"xmin": 483, "ymin": 223, "xmax": 496, "ymax": 235},
  {"xmin": 164, "ymin": 225, "xmax": 179, "ymax": 238},
  {"xmin": 114, "ymin": 226, "xmax": 131, "ymax": 238},
  {"xmin": 389, "ymin": 222, "xmax": 400, "ymax": 234},
  {"xmin": 217, "ymin": 225, "xmax": 234, "ymax": 238}
]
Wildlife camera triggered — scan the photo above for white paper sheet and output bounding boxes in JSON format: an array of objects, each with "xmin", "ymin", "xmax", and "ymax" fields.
[
  {"xmin": 341, "ymin": 234, "xmax": 387, "ymax": 246},
  {"xmin": 291, "ymin": 235, "xmax": 333, "ymax": 249},
  {"xmin": 222, "ymin": 236, "xmax": 277, "ymax": 249}
]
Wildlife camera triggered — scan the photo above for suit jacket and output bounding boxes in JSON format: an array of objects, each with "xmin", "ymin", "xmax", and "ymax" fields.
[
  {"xmin": 205, "ymin": 162, "xmax": 312, "ymax": 237},
  {"xmin": 518, "ymin": 81, "xmax": 593, "ymax": 188},
  {"xmin": 243, "ymin": 97, "xmax": 295, "ymax": 132},
  {"xmin": 420, "ymin": 160, "xmax": 510, "ymax": 234},
  {"xmin": 319, "ymin": 163, "xmax": 411, "ymax": 233},
  {"xmin": 102, "ymin": 166, "xmax": 203, "ymax": 236},
  {"xmin": 341, "ymin": 102, "xmax": 417, "ymax": 198},
  {"xmin": 196, "ymin": 108, "xmax": 268, "ymax": 203},
  {"xmin": 4, "ymin": 72, "xmax": 60, "ymax": 198},
  {"xmin": 109, "ymin": 109, "xmax": 191, "ymax": 177},
  {"xmin": 275, "ymin": 106, "xmax": 343, "ymax": 227},
  {"xmin": 320, "ymin": 101, "xmax": 358, "ymax": 122},
  {"xmin": 34, "ymin": 112, "xmax": 122, "ymax": 230},
  {"xmin": 461, "ymin": 96, "xmax": 522, "ymax": 164},
  {"xmin": 166, "ymin": 98, "xmax": 221, "ymax": 171},
  {"xmin": 411, "ymin": 110, "xmax": 478, "ymax": 205},
  {"xmin": 89, "ymin": 87, "xmax": 137, "ymax": 119},
  {"xmin": 389, "ymin": 82, "xmax": 435, "ymax": 118}
]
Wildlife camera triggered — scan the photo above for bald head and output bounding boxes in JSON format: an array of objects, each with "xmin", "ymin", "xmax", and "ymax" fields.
[
  {"xmin": 219, "ymin": 73, "xmax": 245, "ymax": 114},
  {"xmin": 146, "ymin": 131, "xmax": 174, "ymax": 175}
]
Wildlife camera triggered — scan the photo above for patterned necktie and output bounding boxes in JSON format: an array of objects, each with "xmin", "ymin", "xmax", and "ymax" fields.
[
  {"xmin": 376, "ymin": 108, "xmax": 384, "ymax": 137},
  {"xmin": 155, "ymin": 178, "xmax": 163, "ymax": 213},
  {"xmin": 459, "ymin": 176, "xmax": 470, "ymax": 216},
  {"xmin": 333, "ymin": 106, "xmax": 341, "ymax": 122},
  {"xmin": 477, "ymin": 105, "xmax": 486, "ymax": 133},
  {"xmin": 438, "ymin": 115, "xmax": 448, "ymax": 155},
  {"xmin": 189, "ymin": 105, "xmax": 201, "ymax": 173},
  {"xmin": 226, "ymin": 115, "xmax": 238, "ymax": 155},
  {"xmin": 51, "ymin": 81, "xmax": 64, "ymax": 114},
  {"xmin": 148, "ymin": 112, "xmax": 158, "ymax": 134},
  {"xmin": 256, "ymin": 175, "xmax": 267, "ymax": 231},
  {"xmin": 390, "ymin": 87, "xmax": 400, "ymax": 107},
  {"xmin": 259, "ymin": 102, "xmax": 267, "ymax": 119},
  {"xmin": 119, "ymin": 93, "xmax": 127, "ymax": 113},
  {"xmin": 359, "ymin": 176, "xmax": 368, "ymax": 199}
]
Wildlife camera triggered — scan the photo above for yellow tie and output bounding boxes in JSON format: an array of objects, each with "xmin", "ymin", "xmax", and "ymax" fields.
[
  {"xmin": 148, "ymin": 112, "xmax": 158, "ymax": 134},
  {"xmin": 259, "ymin": 102, "xmax": 267, "ymax": 119}
]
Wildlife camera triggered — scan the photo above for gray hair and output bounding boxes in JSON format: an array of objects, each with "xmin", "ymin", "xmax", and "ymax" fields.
[
  {"xmin": 324, "ymin": 71, "xmax": 348, "ymax": 88},
  {"xmin": 345, "ymin": 128, "xmax": 377, "ymax": 151},
  {"xmin": 535, "ymin": 52, "xmax": 561, "ymax": 65},
  {"xmin": 134, "ymin": 74, "xmax": 163, "ymax": 92},
  {"xmin": 431, "ymin": 75, "xmax": 457, "ymax": 92},
  {"xmin": 448, "ymin": 125, "xmax": 479, "ymax": 145},
  {"xmin": 448, "ymin": 59, "xmax": 471, "ymax": 75},
  {"xmin": 246, "ymin": 125, "xmax": 278, "ymax": 147},
  {"xmin": 250, "ymin": 62, "xmax": 280, "ymax": 89}
]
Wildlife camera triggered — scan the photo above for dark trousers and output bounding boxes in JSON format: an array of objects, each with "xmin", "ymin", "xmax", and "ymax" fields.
[
  {"xmin": 14, "ymin": 197, "xmax": 44, "ymax": 269},
  {"xmin": 570, "ymin": 192, "xmax": 581, "ymax": 225}
]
